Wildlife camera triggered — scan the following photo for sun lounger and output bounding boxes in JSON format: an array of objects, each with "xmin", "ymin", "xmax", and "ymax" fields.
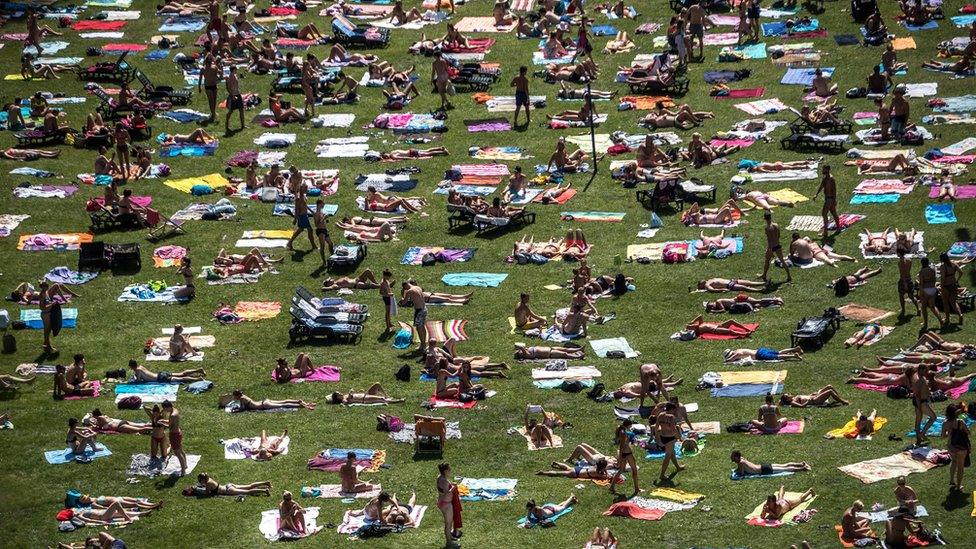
[
  {"xmin": 791, "ymin": 308, "xmax": 843, "ymax": 348},
  {"xmin": 135, "ymin": 69, "xmax": 192, "ymax": 105},
  {"xmin": 780, "ymin": 132, "xmax": 849, "ymax": 152},
  {"xmin": 473, "ymin": 210, "xmax": 536, "ymax": 234},
  {"xmin": 291, "ymin": 295, "xmax": 368, "ymax": 325},
  {"xmin": 76, "ymin": 51, "xmax": 135, "ymax": 83},
  {"xmin": 327, "ymin": 243, "xmax": 367, "ymax": 271},
  {"xmin": 295, "ymin": 286, "xmax": 368, "ymax": 314},
  {"xmin": 636, "ymin": 182, "xmax": 684, "ymax": 212},
  {"xmin": 331, "ymin": 14, "xmax": 389, "ymax": 48},
  {"xmin": 288, "ymin": 305, "xmax": 363, "ymax": 344}
]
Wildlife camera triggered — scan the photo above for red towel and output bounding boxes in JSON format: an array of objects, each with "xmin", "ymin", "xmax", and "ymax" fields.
[
  {"xmin": 534, "ymin": 188, "xmax": 577, "ymax": 205},
  {"xmin": 451, "ymin": 489, "xmax": 463, "ymax": 530},
  {"xmin": 103, "ymin": 43, "xmax": 148, "ymax": 52},
  {"xmin": 716, "ymin": 87, "xmax": 765, "ymax": 99},
  {"xmin": 698, "ymin": 323, "xmax": 758, "ymax": 340},
  {"xmin": 602, "ymin": 502, "xmax": 666, "ymax": 521},
  {"xmin": 72, "ymin": 20, "xmax": 127, "ymax": 31}
]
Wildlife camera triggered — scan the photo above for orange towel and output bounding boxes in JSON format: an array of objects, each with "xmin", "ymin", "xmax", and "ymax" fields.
[
  {"xmin": 233, "ymin": 301, "xmax": 282, "ymax": 321},
  {"xmin": 620, "ymin": 95, "xmax": 676, "ymax": 110},
  {"xmin": 891, "ymin": 37, "xmax": 916, "ymax": 50}
]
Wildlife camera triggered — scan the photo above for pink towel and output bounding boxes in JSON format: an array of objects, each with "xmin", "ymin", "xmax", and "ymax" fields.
[
  {"xmin": 102, "ymin": 43, "xmax": 149, "ymax": 52},
  {"xmin": 271, "ymin": 366, "xmax": 341, "ymax": 383},
  {"xmin": 749, "ymin": 419, "xmax": 804, "ymax": 435},
  {"xmin": 854, "ymin": 383, "xmax": 889, "ymax": 393},
  {"xmin": 716, "ymin": 87, "xmax": 765, "ymax": 99},
  {"xmin": 65, "ymin": 380, "xmax": 101, "ymax": 400},
  {"xmin": 710, "ymin": 138, "xmax": 755, "ymax": 148},
  {"xmin": 929, "ymin": 185, "xmax": 976, "ymax": 199},
  {"xmin": 932, "ymin": 155, "xmax": 976, "ymax": 164}
]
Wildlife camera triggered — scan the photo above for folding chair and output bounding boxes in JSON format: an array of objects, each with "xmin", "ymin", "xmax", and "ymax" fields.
[
  {"xmin": 146, "ymin": 208, "xmax": 187, "ymax": 241},
  {"xmin": 414, "ymin": 415, "xmax": 446, "ymax": 456}
]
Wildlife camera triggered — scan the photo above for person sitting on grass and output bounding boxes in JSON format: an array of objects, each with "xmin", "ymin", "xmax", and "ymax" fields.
[
  {"xmin": 129, "ymin": 359, "xmax": 205, "ymax": 384},
  {"xmin": 760, "ymin": 486, "xmax": 815, "ymax": 521},
  {"xmin": 515, "ymin": 293, "xmax": 548, "ymax": 330},
  {"xmin": 731, "ymin": 450, "xmax": 811, "ymax": 477},
  {"xmin": 66, "ymin": 417, "xmax": 99, "ymax": 455},
  {"xmin": 685, "ymin": 132, "xmax": 739, "ymax": 168},
  {"xmin": 780, "ymin": 386, "xmax": 850, "ymax": 407},
  {"xmin": 183, "ymin": 472, "xmax": 272, "ymax": 497},
  {"xmin": 750, "ymin": 394, "xmax": 789, "ymax": 433},
  {"xmin": 329, "ymin": 383, "xmax": 405, "ymax": 405},
  {"xmin": 841, "ymin": 500, "xmax": 876, "ymax": 543}
]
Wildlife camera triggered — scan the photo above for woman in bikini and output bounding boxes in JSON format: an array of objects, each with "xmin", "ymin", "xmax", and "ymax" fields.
[
  {"xmin": 610, "ymin": 419, "xmax": 640, "ymax": 495},
  {"xmin": 66, "ymin": 417, "xmax": 99, "ymax": 455},
  {"xmin": 184, "ymin": 472, "xmax": 272, "ymax": 497},
  {"xmin": 845, "ymin": 323, "xmax": 883, "ymax": 348},
  {"xmin": 683, "ymin": 202, "xmax": 736, "ymax": 226},
  {"xmin": 329, "ymin": 383, "xmax": 404, "ymax": 405},
  {"xmin": 831, "ymin": 267, "xmax": 883, "ymax": 293},
  {"xmin": 939, "ymin": 253, "xmax": 964, "ymax": 326},
  {"xmin": 685, "ymin": 315, "xmax": 753, "ymax": 337},
  {"xmin": 780, "ymin": 386, "xmax": 850, "ymax": 407},
  {"xmin": 233, "ymin": 390, "xmax": 316, "ymax": 410},
  {"xmin": 705, "ymin": 294, "xmax": 783, "ymax": 313},
  {"xmin": 254, "ymin": 429, "xmax": 289, "ymax": 461},
  {"xmin": 364, "ymin": 186, "xmax": 426, "ymax": 213},
  {"xmin": 655, "ymin": 403, "xmax": 685, "ymax": 481},
  {"xmin": 89, "ymin": 409, "xmax": 152, "ymax": 434},
  {"xmin": 278, "ymin": 491, "xmax": 308, "ymax": 535},
  {"xmin": 273, "ymin": 354, "xmax": 316, "ymax": 382},
  {"xmin": 436, "ymin": 463, "xmax": 461, "ymax": 546},
  {"xmin": 514, "ymin": 343, "xmax": 585, "ymax": 360},
  {"xmin": 760, "ymin": 486, "xmax": 815, "ymax": 521},
  {"xmin": 525, "ymin": 495, "xmax": 578, "ymax": 524},
  {"xmin": 524, "ymin": 406, "xmax": 555, "ymax": 449},
  {"xmin": 146, "ymin": 405, "xmax": 169, "ymax": 460},
  {"xmin": 537, "ymin": 458, "xmax": 611, "ymax": 479},
  {"xmin": 322, "ymin": 269, "xmax": 381, "ymax": 291},
  {"xmin": 173, "ymin": 257, "xmax": 195, "ymax": 300},
  {"xmin": 695, "ymin": 277, "xmax": 767, "ymax": 293}
]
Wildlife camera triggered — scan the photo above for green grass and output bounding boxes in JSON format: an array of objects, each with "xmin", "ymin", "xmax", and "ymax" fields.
[{"xmin": 2, "ymin": 1, "xmax": 976, "ymax": 547}]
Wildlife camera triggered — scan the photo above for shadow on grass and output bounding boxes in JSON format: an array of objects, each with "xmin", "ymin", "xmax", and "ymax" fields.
[
  {"xmin": 940, "ymin": 489, "xmax": 969, "ymax": 512},
  {"xmin": 153, "ymin": 474, "xmax": 182, "ymax": 491}
]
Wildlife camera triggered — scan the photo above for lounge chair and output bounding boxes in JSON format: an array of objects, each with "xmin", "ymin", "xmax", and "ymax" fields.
[
  {"xmin": 446, "ymin": 203, "xmax": 478, "ymax": 230},
  {"xmin": 447, "ymin": 62, "xmax": 499, "ymax": 92},
  {"xmin": 295, "ymin": 286, "xmax": 369, "ymax": 314},
  {"xmin": 88, "ymin": 203, "xmax": 148, "ymax": 232},
  {"xmin": 14, "ymin": 128, "xmax": 76, "ymax": 147},
  {"xmin": 331, "ymin": 14, "xmax": 389, "ymax": 48},
  {"xmin": 791, "ymin": 308, "xmax": 843, "ymax": 348},
  {"xmin": 146, "ymin": 209, "xmax": 187, "ymax": 241},
  {"xmin": 288, "ymin": 305, "xmax": 363, "ymax": 344},
  {"xmin": 678, "ymin": 178, "xmax": 717, "ymax": 203},
  {"xmin": 291, "ymin": 295, "xmax": 369, "ymax": 325},
  {"xmin": 76, "ymin": 52, "xmax": 136, "ymax": 84},
  {"xmin": 135, "ymin": 70, "xmax": 192, "ymax": 105},
  {"xmin": 627, "ymin": 71, "xmax": 689, "ymax": 96},
  {"xmin": 414, "ymin": 415, "xmax": 446, "ymax": 457},
  {"xmin": 636, "ymin": 182, "xmax": 684, "ymax": 212},
  {"xmin": 780, "ymin": 132, "xmax": 849, "ymax": 153},
  {"xmin": 787, "ymin": 107, "xmax": 852, "ymax": 135},
  {"xmin": 271, "ymin": 67, "xmax": 339, "ymax": 94},
  {"xmin": 473, "ymin": 210, "xmax": 536, "ymax": 234},
  {"xmin": 91, "ymin": 86, "xmax": 165, "ymax": 120},
  {"xmin": 327, "ymin": 243, "xmax": 367, "ymax": 271}
]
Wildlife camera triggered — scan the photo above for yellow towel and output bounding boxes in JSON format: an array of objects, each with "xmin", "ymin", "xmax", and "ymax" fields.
[
  {"xmin": 626, "ymin": 243, "xmax": 664, "ymax": 261},
  {"xmin": 543, "ymin": 284, "xmax": 564, "ymax": 291},
  {"xmin": 517, "ymin": 426, "xmax": 563, "ymax": 451},
  {"xmin": 768, "ymin": 188, "xmax": 810, "ymax": 205},
  {"xmin": 746, "ymin": 493, "xmax": 817, "ymax": 522},
  {"xmin": 719, "ymin": 370, "xmax": 788, "ymax": 386},
  {"xmin": 4, "ymin": 74, "xmax": 26, "ymax": 81},
  {"xmin": 163, "ymin": 173, "xmax": 229, "ymax": 194},
  {"xmin": 891, "ymin": 37, "xmax": 916, "ymax": 51},
  {"xmin": 242, "ymin": 230, "xmax": 293, "ymax": 239},
  {"xmin": 825, "ymin": 417, "xmax": 887, "ymax": 439},
  {"xmin": 648, "ymin": 487, "xmax": 704, "ymax": 503},
  {"xmin": 971, "ymin": 491, "xmax": 976, "ymax": 517}
]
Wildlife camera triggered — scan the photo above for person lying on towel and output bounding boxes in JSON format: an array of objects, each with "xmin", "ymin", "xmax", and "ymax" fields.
[
  {"xmin": 231, "ymin": 389, "xmax": 316, "ymax": 411},
  {"xmin": 732, "ymin": 450, "xmax": 811, "ymax": 476},
  {"xmin": 705, "ymin": 294, "xmax": 783, "ymax": 313},
  {"xmin": 424, "ymin": 339, "xmax": 509, "ymax": 378},
  {"xmin": 515, "ymin": 343, "xmax": 585, "ymax": 360},
  {"xmin": 183, "ymin": 472, "xmax": 272, "ymax": 497},
  {"xmin": 525, "ymin": 495, "xmax": 578, "ymax": 525},
  {"xmin": 640, "ymin": 103, "xmax": 713, "ymax": 130},
  {"xmin": 323, "ymin": 269, "xmax": 381, "ymax": 291},
  {"xmin": 724, "ymin": 347, "xmax": 803, "ymax": 362},
  {"xmin": 685, "ymin": 315, "xmax": 754, "ymax": 338},
  {"xmin": 683, "ymin": 132, "xmax": 739, "ymax": 168},
  {"xmin": 749, "ymin": 394, "xmax": 789, "ymax": 433},
  {"xmin": 130, "ymin": 359, "xmax": 205, "ymax": 383},
  {"xmin": 329, "ymin": 382, "xmax": 405, "ymax": 405},
  {"xmin": 695, "ymin": 277, "xmax": 767, "ymax": 293},
  {"xmin": 682, "ymin": 201, "xmax": 740, "ymax": 226},
  {"xmin": 760, "ymin": 486, "xmax": 815, "ymax": 521},
  {"xmin": 779, "ymin": 386, "xmax": 850, "ymax": 407}
]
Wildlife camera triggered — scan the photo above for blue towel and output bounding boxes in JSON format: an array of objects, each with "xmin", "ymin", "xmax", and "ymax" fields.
[
  {"xmin": 901, "ymin": 20, "xmax": 938, "ymax": 31},
  {"xmin": 185, "ymin": 380, "xmax": 213, "ymax": 394},
  {"xmin": 879, "ymin": 64, "xmax": 907, "ymax": 76},
  {"xmin": 145, "ymin": 50, "xmax": 170, "ymax": 61},
  {"xmin": 907, "ymin": 415, "xmax": 975, "ymax": 437},
  {"xmin": 460, "ymin": 478, "xmax": 518, "ymax": 501},
  {"xmin": 441, "ymin": 272, "xmax": 508, "ymax": 287},
  {"xmin": 320, "ymin": 448, "xmax": 377, "ymax": 460},
  {"xmin": 159, "ymin": 110, "xmax": 210, "ymax": 124},
  {"xmin": 952, "ymin": 15, "xmax": 976, "ymax": 27},
  {"xmin": 10, "ymin": 167, "xmax": 56, "ymax": 177},
  {"xmin": 115, "ymin": 383, "xmax": 180, "ymax": 396},
  {"xmin": 273, "ymin": 202, "xmax": 337, "ymax": 216},
  {"xmin": 160, "ymin": 144, "xmax": 215, "ymax": 157},
  {"xmin": 518, "ymin": 505, "xmax": 573, "ymax": 527},
  {"xmin": 591, "ymin": 24, "xmax": 617, "ymax": 36},
  {"xmin": 730, "ymin": 469, "xmax": 794, "ymax": 480},
  {"xmin": 925, "ymin": 203, "xmax": 957, "ymax": 224},
  {"xmin": 933, "ymin": 95, "xmax": 976, "ymax": 114},
  {"xmin": 834, "ymin": 34, "xmax": 860, "ymax": 46},
  {"xmin": 159, "ymin": 18, "xmax": 207, "ymax": 32},
  {"xmin": 781, "ymin": 67, "xmax": 835, "ymax": 86},
  {"xmin": 850, "ymin": 193, "xmax": 900, "ymax": 204},
  {"xmin": 710, "ymin": 382, "xmax": 778, "ymax": 397},
  {"xmin": 763, "ymin": 19, "xmax": 818, "ymax": 36},
  {"xmin": 44, "ymin": 444, "xmax": 112, "ymax": 464},
  {"xmin": 432, "ymin": 184, "xmax": 495, "ymax": 196},
  {"xmin": 735, "ymin": 42, "xmax": 768, "ymax": 59},
  {"xmin": 20, "ymin": 308, "xmax": 76, "ymax": 329},
  {"xmin": 392, "ymin": 327, "xmax": 412, "ymax": 349}
]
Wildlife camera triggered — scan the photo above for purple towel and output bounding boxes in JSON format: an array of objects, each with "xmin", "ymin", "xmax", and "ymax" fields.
[{"xmin": 465, "ymin": 119, "xmax": 512, "ymax": 132}]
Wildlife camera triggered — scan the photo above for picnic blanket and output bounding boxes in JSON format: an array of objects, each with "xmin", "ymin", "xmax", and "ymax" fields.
[
  {"xmin": 733, "ymin": 98, "xmax": 790, "ymax": 115},
  {"xmin": 260, "ymin": 506, "xmax": 322, "ymax": 541},
  {"xmin": 466, "ymin": 118, "xmax": 511, "ymax": 132},
  {"xmin": 838, "ymin": 447, "xmax": 947, "ymax": 484},
  {"xmin": 458, "ymin": 478, "xmax": 518, "ymax": 501},
  {"xmin": 925, "ymin": 203, "xmax": 957, "ymax": 224},
  {"xmin": 948, "ymin": 241, "xmax": 976, "ymax": 258},
  {"xmin": 469, "ymin": 146, "xmax": 531, "ymax": 160},
  {"xmin": 223, "ymin": 435, "xmax": 290, "ymax": 460},
  {"xmin": 441, "ymin": 272, "xmax": 507, "ymax": 287},
  {"xmin": 114, "ymin": 383, "xmax": 179, "ymax": 404},
  {"xmin": 307, "ymin": 448, "xmax": 386, "ymax": 472},
  {"xmin": 746, "ymin": 492, "xmax": 817, "ymax": 527}
]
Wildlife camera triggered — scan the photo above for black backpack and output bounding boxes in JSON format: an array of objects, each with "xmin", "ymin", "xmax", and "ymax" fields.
[
  {"xmin": 394, "ymin": 364, "xmax": 410, "ymax": 382},
  {"xmin": 886, "ymin": 385, "xmax": 911, "ymax": 399},
  {"xmin": 561, "ymin": 380, "xmax": 585, "ymax": 393}
]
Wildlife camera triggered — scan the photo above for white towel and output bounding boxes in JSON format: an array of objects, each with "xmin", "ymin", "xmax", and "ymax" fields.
[
  {"xmin": 259, "ymin": 507, "xmax": 322, "ymax": 541},
  {"xmin": 223, "ymin": 435, "xmax": 290, "ymax": 460}
]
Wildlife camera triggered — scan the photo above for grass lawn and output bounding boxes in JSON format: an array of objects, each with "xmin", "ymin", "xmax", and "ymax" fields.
[{"xmin": 1, "ymin": 0, "xmax": 975, "ymax": 547}]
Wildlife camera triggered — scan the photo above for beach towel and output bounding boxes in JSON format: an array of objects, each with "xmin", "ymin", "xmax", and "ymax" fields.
[
  {"xmin": 271, "ymin": 366, "xmax": 341, "ymax": 384},
  {"xmin": 837, "ymin": 303, "xmax": 894, "ymax": 325},
  {"xmin": 825, "ymin": 416, "xmax": 888, "ymax": 439},
  {"xmin": 145, "ymin": 50, "xmax": 169, "ymax": 61},
  {"xmin": 721, "ymin": 42, "xmax": 767, "ymax": 60},
  {"xmin": 337, "ymin": 505, "xmax": 426, "ymax": 535},
  {"xmin": 469, "ymin": 146, "xmax": 531, "ymax": 160},
  {"xmin": 114, "ymin": 382, "xmax": 179, "ymax": 404},
  {"xmin": 72, "ymin": 19, "xmax": 127, "ymax": 31},
  {"xmin": 164, "ymin": 173, "xmax": 228, "ymax": 194},
  {"xmin": 941, "ymin": 137, "xmax": 976, "ymax": 156},
  {"xmin": 260, "ymin": 506, "xmax": 322, "ymax": 541},
  {"xmin": 127, "ymin": 453, "xmax": 200, "ymax": 477},
  {"xmin": 224, "ymin": 435, "xmax": 290, "ymax": 460},
  {"xmin": 308, "ymin": 448, "xmax": 385, "ymax": 472},
  {"xmin": 589, "ymin": 337, "xmax": 639, "ymax": 358},
  {"xmin": 712, "ymin": 382, "xmax": 781, "ymax": 397},
  {"xmin": 401, "ymin": 247, "xmax": 476, "ymax": 265},
  {"xmin": 948, "ymin": 241, "xmax": 976, "ymax": 258},
  {"xmin": 904, "ymin": 83, "xmax": 938, "ymax": 98},
  {"xmin": 892, "ymin": 36, "xmax": 916, "ymax": 50},
  {"xmin": 749, "ymin": 419, "xmax": 805, "ymax": 435},
  {"xmin": 20, "ymin": 308, "xmax": 77, "ymax": 329},
  {"xmin": 952, "ymin": 15, "xmax": 976, "ymax": 27},
  {"xmin": 79, "ymin": 32, "xmax": 125, "ymax": 38},
  {"xmin": 767, "ymin": 188, "xmax": 809, "ymax": 204},
  {"xmin": 531, "ymin": 366, "xmax": 601, "ymax": 380},
  {"xmin": 695, "ymin": 322, "xmax": 758, "ymax": 340},
  {"xmin": 603, "ymin": 501, "xmax": 667, "ymax": 521},
  {"xmin": 253, "ymin": 133, "xmax": 296, "ymax": 147},
  {"xmin": 781, "ymin": 67, "xmax": 834, "ymax": 86},
  {"xmin": 159, "ymin": 109, "xmax": 210, "ymax": 124},
  {"xmin": 43, "ymin": 266, "xmax": 98, "ymax": 285},
  {"xmin": 850, "ymin": 193, "xmax": 901, "ymax": 205},
  {"xmin": 458, "ymin": 478, "xmax": 518, "ymax": 501},
  {"xmin": 533, "ymin": 188, "xmax": 577, "ymax": 204},
  {"xmin": 908, "ymin": 416, "xmax": 976, "ymax": 437},
  {"xmin": 45, "ymin": 444, "xmax": 111, "ymax": 464},
  {"xmin": 310, "ymin": 113, "xmax": 355, "ymax": 128},
  {"xmin": 441, "ymin": 273, "xmax": 507, "ymax": 287},
  {"xmin": 854, "ymin": 179, "xmax": 915, "ymax": 195},
  {"xmin": 23, "ymin": 40, "xmax": 69, "ymax": 55},
  {"xmin": 703, "ymin": 32, "xmax": 740, "ymax": 46},
  {"xmin": 902, "ymin": 20, "xmax": 939, "ymax": 31},
  {"xmin": 731, "ymin": 469, "xmax": 794, "ymax": 480},
  {"xmin": 925, "ymin": 203, "xmax": 956, "ymax": 224},
  {"xmin": 746, "ymin": 493, "xmax": 817, "ymax": 527},
  {"xmin": 715, "ymin": 87, "xmax": 765, "ymax": 99},
  {"xmin": 159, "ymin": 17, "xmax": 207, "ymax": 33},
  {"xmin": 117, "ymin": 284, "xmax": 186, "ymax": 303},
  {"xmin": 763, "ymin": 19, "xmax": 818, "ymax": 36},
  {"xmin": 517, "ymin": 426, "xmax": 562, "ymax": 451},
  {"xmin": 0, "ymin": 214, "xmax": 29, "ymax": 237},
  {"xmin": 733, "ymin": 98, "xmax": 789, "ymax": 115},
  {"xmin": 103, "ymin": 43, "xmax": 147, "ymax": 52},
  {"xmin": 518, "ymin": 505, "xmax": 573, "ymax": 527},
  {"xmin": 234, "ymin": 301, "xmax": 281, "ymax": 321},
  {"xmin": 13, "ymin": 185, "xmax": 78, "ymax": 199},
  {"xmin": 834, "ymin": 34, "xmax": 860, "ymax": 45},
  {"xmin": 839, "ymin": 449, "xmax": 943, "ymax": 484},
  {"xmin": 454, "ymin": 17, "xmax": 516, "ymax": 33},
  {"xmin": 465, "ymin": 118, "xmax": 512, "ymax": 132},
  {"xmin": 786, "ymin": 214, "xmax": 864, "ymax": 232},
  {"xmin": 302, "ymin": 484, "xmax": 381, "ymax": 499},
  {"xmin": 559, "ymin": 212, "xmax": 625, "ymax": 222}
]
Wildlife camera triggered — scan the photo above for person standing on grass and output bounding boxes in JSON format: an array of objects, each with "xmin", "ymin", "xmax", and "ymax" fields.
[
  {"xmin": 380, "ymin": 270, "xmax": 396, "ymax": 333},
  {"xmin": 162, "ymin": 401, "xmax": 188, "ymax": 476},
  {"xmin": 286, "ymin": 184, "xmax": 316, "ymax": 253},
  {"xmin": 813, "ymin": 165, "xmax": 840, "ymax": 239},
  {"xmin": 655, "ymin": 402, "xmax": 685, "ymax": 482},
  {"xmin": 912, "ymin": 364, "xmax": 937, "ymax": 448},
  {"xmin": 760, "ymin": 212, "xmax": 791, "ymax": 283},
  {"xmin": 313, "ymin": 198, "xmax": 334, "ymax": 265},
  {"xmin": 437, "ymin": 463, "xmax": 462, "ymax": 548},
  {"xmin": 917, "ymin": 258, "xmax": 945, "ymax": 331},
  {"xmin": 938, "ymin": 253, "xmax": 964, "ymax": 326},
  {"xmin": 941, "ymin": 403, "xmax": 971, "ymax": 492},
  {"xmin": 511, "ymin": 66, "xmax": 531, "ymax": 126},
  {"xmin": 225, "ymin": 65, "xmax": 245, "ymax": 131},
  {"xmin": 432, "ymin": 52, "xmax": 453, "ymax": 111},
  {"xmin": 687, "ymin": 1, "xmax": 708, "ymax": 59},
  {"xmin": 200, "ymin": 56, "xmax": 220, "ymax": 121},
  {"xmin": 404, "ymin": 280, "xmax": 427, "ymax": 352},
  {"xmin": 610, "ymin": 419, "xmax": 640, "ymax": 496},
  {"xmin": 897, "ymin": 248, "xmax": 920, "ymax": 317}
]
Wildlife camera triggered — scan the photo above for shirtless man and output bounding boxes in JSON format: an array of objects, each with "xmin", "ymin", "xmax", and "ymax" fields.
[
  {"xmin": 232, "ymin": 390, "xmax": 315, "ymax": 411},
  {"xmin": 330, "ymin": 383, "xmax": 405, "ymax": 405},
  {"xmin": 895, "ymin": 248, "xmax": 920, "ymax": 317},
  {"xmin": 547, "ymin": 138, "xmax": 588, "ymax": 172},
  {"xmin": 810, "ymin": 68, "xmax": 837, "ymax": 97},
  {"xmin": 322, "ymin": 269, "xmax": 381, "ymax": 291},
  {"xmin": 286, "ymin": 186, "xmax": 316, "ymax": 253},
  {"xmin": 431, "ymin": 52, "xmax": 453, "ymax": 110},
  {"xmin": 731, "ymin": 450, "xmax": 810, "ymax": 477},
  {"xmin": 639, "ymin": 363, "xmax": 668, "ymax": 407},
  {"xmin": 813, "ymin": 165, "xmax": 840, "ymax": 239},
  {"xmin": 917, "ymin": 258, "xmax": 945, "ymax": 331},
  {"xmin": 760, "ymin": 212, "xmax": 792, "ymax": 283},
  {"xmin": 88, "ymin": 409, "xmax": 152, "ymax": 434},
  {"xmin": 511, "ymin": 65, "xmax": 531, "ymax": 126},
  {"xmin": 789, "ymin": 234, "xmax": 855, "ymax": 267},
  {"xmin": 889, "ymin": 86, "xmax": 910, "ymax": 137},
  {"xmin": 379, "ymin": 270, "xmax": 395, "ymax": 332},
  {"xmin": 515, "ymin": 293, "xmax": 547, "ymax": 330},
  {"xmin": 750, "ymin": 394, "xmax": 788, "ymax": 433},
  {"xmin": 893, "ymin": 477, "xmax": 919, "ymax": 515},
  {"xmin": 695, "ymin": 277, "xmax": 766, "ymax": 293},
  {"xmin": 687, "ymin": 1, "xmax": 708, "ymax": 59},
  {"xmin": 912, "ymin": 364, "xmax": 937, "ymax": 447},
  {"xmin": 515, "ymin": 342, "xmax": 585, "ymax": 360},
  {"xmin": 199, "ymin": 57, "xmax": 220, "ymax": 121},
  {"xmin": 636, "ymin": 136, "xmax": 672, "ymax": 168},
  {"xmin": 129, "ymin": 360, "xmax": 205, "ymax": 384},
  {"xmin": 841, "ymin": 501, "xmax": 876, "ymax": 542},
  {"xmin": 224, "ymin": 65, "xmax": 245, "ymax": 131},
  {"xmin": 340, "ymin": 451, "xmax": 381, "ymax": 493},
  {"xmin": 404, "ymin": 280, "xmax": 428, "ymax": 350}
]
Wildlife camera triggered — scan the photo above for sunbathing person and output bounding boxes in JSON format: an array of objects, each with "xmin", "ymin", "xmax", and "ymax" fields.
[
  {"xmin": 558, "ymin": 82, "xmax": 615, "ymax": 101},
  {"xmin": 750, "ymin": 394, "xmax": 789, "ymax": 433},
  {"xmin": 705, "ymin": 294, "xmax": 783, "ymax": 314},
  {"xmin": 685, "ymin": 132, "xmax": 739, "ymax": 168},
  {"xmin": 641, "ymin": 103, "xmax": 713, "ymax": 130},
  {"xmin": 485, "ymin": 197, "xmax": 524, "ymax": 219},
  {"xmin": 364, "ymin": 186, "xmax": 426, "ymax": 213},
  {"xmin": 539, "ymin": 181, "xmax": 574, "ymax": 204},
  {"xmin": 76, "ymin": 494, "xmax": 161, "ymax": 512},
  {"xmin": 322, "ymin": 269, "xmax": 381, "ymax": 291},
  {"xmin": 885, "ymin": 507, "xmax": 927, "ymax": 547},
  {"xmin": 613, "ymin": 377, "xmax": 682, "ymax": 399},
  {"xmin": 184, "ymin": 472, "xmax": 271, "ymax": 497},
  {"xmin": 423, "ymin": 340, "xmax": 509, "ymax": 378},
  {"xmin": 511, "ymin": 293, "xmax": 548, "ymax": 330},
  {"xmin": 278, "ymin": 491, "xmax": 308, "ymax": 536},
  {"xmin": 545, "ymin": 59, "xmax": 598, "ymax": 82},
  {"xmin": 695, "ymin": 277, "xmax": 766, "ymax": 293},
  {"xmin": 525, "ymin": 495, "xmax": 578, "ymax": 525},
  {"xmin": 251, "ymin": 429, "xmax": 289, "ymax": 461},
  {"xmin": 731, "ymin": 450, "xmax": 811, "ymax": 477},
  {"xmin": 743, "ymin": 159, "xmax": 820, "ymax": 173},
  {"xmin": 851, "ymin": 409, "xmax": 879, "ymax": 438},
  {"xmin": 846, "ymin": 366, "xmax": 913, "ymax": 387},
  {"xmin": 88, "ymin": 409, "xmax": 152, "ymax": 434},
  {"xmin": 166, "ymin": 324, "xmax": 201, "ymax": 360},
  {"xmin": 515, "ymin": 343, "xmax": 584, "ymax": 360},
  {"xmin": 537, "ymin": 458, "xmax": 611, "ymax": 479},
  {"xmin": 547, "ymin": 138, "xmax": 590, "ymax": 172},
  {"xmin": 338, "ymin": 450, "xmax": 381, "ymax": 494},
  {"xmin": 56, "ymin": 532, "xmax": 129, "ymax": 549},
  {"xmin": 585, "ymin": 528, "xmax": 618, "ymax": 549},
  {"xmin": 556, "ymin": 304, "xmax": 591, "ymax": 337},
  {"xmin": 330, "ymin": 383, "xmax": 405, "ymax": 405},
  {"xmin": 232, "ymin": 390, "xmax": 316, "ymax": 410},
  {"xmin": 66, "ymin": 417, "xmax": 99, "ymax": 455},
  {"xmin": 845, "ymin": 323, "xmax": 883, "ymax": 348},
  {"xmin": 388, "ymin": 0, "xmax": 422, "ymax": 24},
  {"xmin": 831, "ymin": 267, "xmax": 883, "ymax": 295},
  {"xmin": 682, "ymin": 201, "xmax": 738, "ymax": 226},
  {"xmin": 565, "ymin": 443, "xmax": 617, "ymax": 469},
  {"xmin": 685, "ymin": 315, "xmax": 753, "ymax": 337},
  {"xmin": 809, "ymin": 68, "xmax": 838, "ymax": 97},
  {"xmin": 9, "ymin": 281, "xmax": 79, "ymax": 304},
  {"xmin": 548, "ymin": 100, "xmax": 597, "ymax": 124},
  {"xmin": 380, "ymin": 147, "xmax": 449, "ymax": 161},
  {"xmin": 735, "ymin": 188, "xmax": 796, "ymax": 211},
  {"xmin": 159, "ymin": 128, "xmax": 216, "ymax": 145},
  {"xmin": 384, "ymin": 493, "xmax": 418, "ymax": 527},
  {"xmin": 925, "ymin": 370, "xmax": 976, "ymax": 392},
  {"xmin": 440, "ymin": 23, "xmax": 471, "ymax": 50},
  {"xmin": 215, "ymin": 247, "xmax": 279, "ymax": 272},
  {"xmin": 273, "ymin": 354, "xmax": 317, "ymax": 383},
  {"xmin": 856, "ymin": 153, "xmax": 937, "ymax": 175},
  {"xmin": 840, "ymin": 501, "xmax": 876, "ymax": 542},
  {"xmin": 524, "ymin": 407, "xmax": 556, "ymax": 449},
  {"xmin": 789, "ymin": 235, "xmax": 856, "ymax": 267},
  {"xmin": 780, "ymin": 386, "xmax": 850, "ymax": 407},
  {"xmin": 760, "ymin": 486, "xmax": 815, "ymax": 521},
  {"xmin": 911, "ymin": 332, "xmax": 976, "ymax": 356},
  {"xmin": 604, "ymin": 30, "xmax": 635, "ymax": 53},
  {"xmin": 922, "ymin": 54, "xmax": 974, "ymax": 74},
  {"xmin": 0, "ymin": 374, "xmax": 35, "ymax": 390},
  {"xmin": 337, "ymin": 219, "xmax": 396, "ymax": 243},
  {"xmin": 70, "ymin": 501, "xmax": 150, "ymax": 526},
  {"xmin": 724, "ymin": 347, "xmax": 803, "ymax": 362},
  {"xmin": 129, "ymin": 360, "xmax": 205, "ymax": 384}
]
